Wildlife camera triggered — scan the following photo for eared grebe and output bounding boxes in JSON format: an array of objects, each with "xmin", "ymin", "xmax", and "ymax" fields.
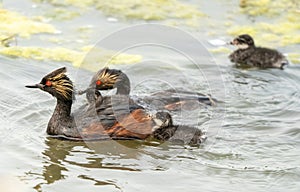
[
  {"xmin": 229, "ymin": 34, "xmax": 288, "ymax": 69},
  {"xmin": 26, "ymin": 67, "xmax": 205, "ymax": 144},
  {"xmin": 80, "ymin": 67, "xmax": 215, "ymax": 111}
]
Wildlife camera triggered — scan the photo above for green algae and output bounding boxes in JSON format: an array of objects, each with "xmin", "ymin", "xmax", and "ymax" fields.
[
  {"xmin": 209, "ymin": 47, "xmax": 232, "ymax": 54},
  {"xmin": 287, "ymin": 53, "xmax": 300, "ymax": 64},
  {"xmin": 227, "ymin": 21, "xmax": 300, "ymax": 46},
  {"xmin": 282, "ymin": 35, "xmax": 300, "ymax": 46},
  {"xmin": 240, "ymin": 0, "xmax": 275, "ymax": 16},
  {"xmin": 95, "ymin": 0, "xmax": 204, "ymax": 21},
  {"xmin": 227, "ymin": 26, "xmax": 257, "ymax": 37},
  {"xmin": 34, "ymin": 0, "xmax": 204, "ymax": 24},
  {"xmin": 0, "ymin": 46, "xmax": 142, "ymax": 70},
  {"xmin": 79, "ymin": 46, "xmax": 143, "ymax": 71},
  {"xmin": 45, "ymin": 8, "xmax": 80, "ymax": 20},
  {"xmin": 0, "ymin": 6, "xmax": 142, "ymax": 71},
  {"xmin": 0, "ymin": 9, "xmax": 56, "ymax": 38},
  {"xmin": 228, "ymin": 0, "xmax": 300, "ymax": 46},
  {"xmin": 33, "ymin": 0, "xmax": 94, "ymax": 7},
  {"xmin": 239, "ymin": 0, "xmax": 297, "ymax": 17},
  {"xmin": 2, "ymin": 0, "xmax": 298, "ymax": 68}
]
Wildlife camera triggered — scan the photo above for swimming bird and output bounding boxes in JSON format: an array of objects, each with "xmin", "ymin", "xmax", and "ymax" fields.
[
  {"xmin": 229, "ymin": 34, "xmax": 288, "ymax": 69},
  {"xmin": 26, "ymin": 67, "xmax": 205, "ymax": 144},
  {"xmin": 80, "ymin": 67, "xmax": 215, "ymax": 112}
]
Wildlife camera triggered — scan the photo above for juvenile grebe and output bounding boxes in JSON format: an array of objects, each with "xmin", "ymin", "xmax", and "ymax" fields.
[
  {"xmin": 26, "ymin": 67, "xmax": 205, "ymax": 144},
  {"xmin": 80, "ymin": 67, "xmax": 215, "ymax": 111},
  {"xmin": 229, "ymin": 34, "xmax": 288, "ymax": 69}
]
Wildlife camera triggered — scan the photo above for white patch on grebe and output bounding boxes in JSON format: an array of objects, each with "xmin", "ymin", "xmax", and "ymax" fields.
[
  {"xmin": 237, "ymin": 43, "xmax": 249, "ymax": 49},
  {"xmin": 152, "ymin": 125, "xmax": 159, "ymax": 132},
  {"xmin": 153, "ymin": 119, "xmax": 163, "ymax": 127},
  {"xmin": 200, "ymin": 134, "xmax": 207, "ymax": 142}
]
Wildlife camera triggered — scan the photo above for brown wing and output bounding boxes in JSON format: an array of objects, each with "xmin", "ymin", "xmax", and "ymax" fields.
[
  {"xmin": 80, "ymin": 109, "xmax": 155, "ymax": 140},
  {"xmin": 106, "ymin": 109, "xmax": 155, "ymax": 139},
  {"xmin": 80, "ymin": 121, "xmax": 111, "ymax": 140}
]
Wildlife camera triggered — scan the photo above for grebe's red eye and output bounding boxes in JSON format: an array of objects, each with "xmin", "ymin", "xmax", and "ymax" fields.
[
  {"xmin": 96, "ymin": 80, "xmax": 102, "ymax": 86},
  {"xmin": 45, "ymin": 80, "xmax": 52, "ymax": 87}
]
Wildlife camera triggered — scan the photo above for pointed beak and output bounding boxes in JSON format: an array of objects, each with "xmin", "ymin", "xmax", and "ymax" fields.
[
  {"xmin": 229, "ymin": 39, "xmax": 237, "ymax": 45},
  {"xmin": 25, "ymin": 84, "xmax": 44, "ymax": 89}
]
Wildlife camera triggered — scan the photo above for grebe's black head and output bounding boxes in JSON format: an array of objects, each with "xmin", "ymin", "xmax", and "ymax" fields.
[
  {"xmin": 87, "ymin": 67, "xmax": 130, "ymax": 95},
  {"xmin": 153, "ymin": 111, "xmax": 173, "ymax": 128},
  {"xmin": 90, "ymin": 67, "xmax": 121, "ymax": 90},
  {"xmin": 25, "ymin": 67, "xmax": 74, "ymax": 102},
  {"xmin": 230, "ymin": 34, "xmax": 255, "ymax": 49}
]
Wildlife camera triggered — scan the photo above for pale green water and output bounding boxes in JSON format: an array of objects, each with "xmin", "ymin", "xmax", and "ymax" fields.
[{"xmin": 0, "ymin": 0, "xmax": 300, "ymax": 192}]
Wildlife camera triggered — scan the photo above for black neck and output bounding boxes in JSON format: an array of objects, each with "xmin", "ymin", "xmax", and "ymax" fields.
[
  {"xmin": 247, "ymin": 44, "xmax": 255, "ymax": 49},
  {"xmin": 115, "ymin": 72, "xmax": 130, "ymax": 95},
  {"xmin": 47, "ymin": 99, "xmax": 73, "ymax": 135},
  {"xmin": 239, "ymin": 45, "xmax": 255, "ymax": 52}
]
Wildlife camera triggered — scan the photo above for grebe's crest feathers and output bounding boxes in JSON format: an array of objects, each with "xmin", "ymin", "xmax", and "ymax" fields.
[
  {"xmin": 43, "ymin": 67, "xmax": 67, "ymax": 80},
  {"xmin": 41, "ymin": 67, "xmax": 73, "ymax": 101},
  {"xmin": 91, "ymin": 67, "xmax": 121, "ymax": 89}
]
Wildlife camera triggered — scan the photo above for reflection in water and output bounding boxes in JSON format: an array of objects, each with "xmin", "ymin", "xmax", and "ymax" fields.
[
  {"xmin": 34, "ymin": 138, "xmax": 144, "ymax": 191},
  {"xmin": 32, "ymin": 137, "xmax": 201, "ymax": 191},
  {"xmin": 78, "ymin": 175, "xmax": 121, "ymax": 190},
  {"xmin": 41, "ymin": 138, "xmax": 70, "ymax": 185}
]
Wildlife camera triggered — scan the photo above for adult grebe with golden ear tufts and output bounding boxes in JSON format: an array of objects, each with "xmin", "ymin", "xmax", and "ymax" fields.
[
  {"xmin": 80, "ymin": 67, "xmax": 216, "ymax": 112},
  {"xmin": 229, "ymin": 34, "xmax": 288, "ymax": 69},
  {"xmin": 26, "ymin": 67, "xmax": 205, "ymax": 144}
]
